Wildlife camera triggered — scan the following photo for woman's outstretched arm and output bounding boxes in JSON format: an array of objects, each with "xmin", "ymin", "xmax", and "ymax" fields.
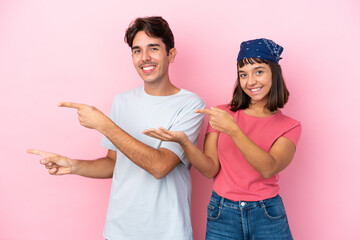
[{"xmin": 143, "ymin": 127, "xmax": 220, "ymax": 178}]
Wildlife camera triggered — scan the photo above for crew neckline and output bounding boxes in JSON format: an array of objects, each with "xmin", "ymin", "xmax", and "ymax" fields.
[
  {"xmin": 240, "ymin": 109, "xmax": 281, "ymax": 119},
  {"xmin": 141, "ymin": 85, "xmax": 183, "ymax": 98}
]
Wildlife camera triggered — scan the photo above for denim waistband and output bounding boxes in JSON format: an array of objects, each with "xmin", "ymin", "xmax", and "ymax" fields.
[{"xmin": 210, "ymin": 191, "xmax": 281, "ymax": 210}]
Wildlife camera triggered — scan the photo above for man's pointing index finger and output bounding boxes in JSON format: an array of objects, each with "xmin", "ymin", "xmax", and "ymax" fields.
[{"xmin": 58, "ymin": 102, "xmax": 83, "ymax": 109}]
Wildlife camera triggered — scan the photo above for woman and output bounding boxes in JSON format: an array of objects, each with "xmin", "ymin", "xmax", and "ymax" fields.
[{"xmin": 143, "ymin": 38, "xmax": 301, "ymax": 240}]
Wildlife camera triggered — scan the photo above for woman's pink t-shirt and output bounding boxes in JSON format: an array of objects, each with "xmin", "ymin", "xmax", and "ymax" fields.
[{"xmin": 207, "ymin": 105, "xmax": 301, "ymax": 201}]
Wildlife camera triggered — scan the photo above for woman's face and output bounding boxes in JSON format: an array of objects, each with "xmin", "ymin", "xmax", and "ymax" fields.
[{"xmin": 238, "ymin": 62, "xmax": 272, "ymax": 105}]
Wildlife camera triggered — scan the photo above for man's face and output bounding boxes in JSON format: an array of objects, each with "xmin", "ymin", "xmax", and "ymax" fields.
[{"xmin": 131, "ymin": 31, "xmax": 176, "ymax": 85}]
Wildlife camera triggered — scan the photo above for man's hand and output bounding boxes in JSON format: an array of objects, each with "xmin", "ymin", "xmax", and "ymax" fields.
[
  {"xmin": 142, "ymin": 127, "xmax": 188, "ymax": 145},
  {"xmin": 195, "ymin": 107, "xmax": 239, "ymax": 136},
  {"xmin": 27, "ymin": 149, "xmax": 74, "ymax": 175},
  {"xmin": 58, "ymin": 102, "xmax": 110, "ymax": 131}
]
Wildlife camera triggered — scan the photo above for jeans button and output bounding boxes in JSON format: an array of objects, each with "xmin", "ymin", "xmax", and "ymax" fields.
[{"xmin": 241, "ymin": 202, "xmax": 246, "ymax": 207}]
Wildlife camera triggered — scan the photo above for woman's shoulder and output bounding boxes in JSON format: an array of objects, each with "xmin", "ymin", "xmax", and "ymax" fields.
[{"xmin": 277, "ymin": 111, "xmax": 301, "ymax": 128}]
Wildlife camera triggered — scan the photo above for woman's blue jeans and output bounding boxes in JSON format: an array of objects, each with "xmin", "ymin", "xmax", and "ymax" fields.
[{"xmin": 205, "ymin": 191, "xmax": 293, "ymax": 240}]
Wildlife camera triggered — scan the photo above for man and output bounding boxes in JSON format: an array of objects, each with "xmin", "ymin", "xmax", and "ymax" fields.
[{"xmin": 28, "ymin": 16, "xmax": 204, "ymax": 240}]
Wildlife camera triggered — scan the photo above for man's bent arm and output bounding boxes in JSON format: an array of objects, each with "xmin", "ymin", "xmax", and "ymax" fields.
[
  {"xmin": 100, "ymin": 120, "xmax": 180, "ymax": 179},
  {"xmin": 58, "ymin": 102, "xmax": 181, "ymax": 179}
]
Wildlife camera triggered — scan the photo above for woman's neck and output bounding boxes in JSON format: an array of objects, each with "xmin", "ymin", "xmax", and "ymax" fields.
[{"xmin": 244, "ymin": 104, "xmax": 277, "ymax": 117}]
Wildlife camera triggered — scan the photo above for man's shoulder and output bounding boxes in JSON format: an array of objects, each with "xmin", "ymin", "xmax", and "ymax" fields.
[
  {"xmin": 178, "ymin": 89, "xmax": 205, "ymax": 106},
  {"xmin": 179, "ymin": 88, "xmax": 200, "ymax": 97}
]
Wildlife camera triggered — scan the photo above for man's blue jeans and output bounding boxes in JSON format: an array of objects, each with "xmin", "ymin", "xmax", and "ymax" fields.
[{"xmin": 205, "ymin": 191, "xmax": 293, "ymax": 240}]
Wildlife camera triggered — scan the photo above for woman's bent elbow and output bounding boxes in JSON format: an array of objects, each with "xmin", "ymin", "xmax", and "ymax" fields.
[
  {"xmin": 202, "ymin": 167, "xmax": 219, "ymax": 179},
  {"xmin": 261, "ymin": 170, "xmax": 277, "ymax": 179}
]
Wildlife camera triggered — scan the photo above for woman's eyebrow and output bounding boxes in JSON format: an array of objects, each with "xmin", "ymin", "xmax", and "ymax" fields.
[{"xmin": 254, "ymin": 66, "xmax": 266, "ymax": 70}]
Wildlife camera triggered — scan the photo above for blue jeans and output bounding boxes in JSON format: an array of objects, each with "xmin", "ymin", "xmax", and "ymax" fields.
[{"xmin": 205, "ymin": 191, "xmax": 293, "ymax": 240}]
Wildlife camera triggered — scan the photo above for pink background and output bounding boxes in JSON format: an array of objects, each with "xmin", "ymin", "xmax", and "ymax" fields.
[{"xmin": 1, "ymin": 0, "xmax": 360, "ymax": 239}]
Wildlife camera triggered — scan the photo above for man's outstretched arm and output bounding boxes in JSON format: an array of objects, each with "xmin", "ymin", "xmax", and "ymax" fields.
[
  {"xmin": 27, "ymin": 149, "xmax": 117, "ymax": 179},
  {"xmin": 58, "ymin": 102, "xmax": 181, "ymax": 179}
]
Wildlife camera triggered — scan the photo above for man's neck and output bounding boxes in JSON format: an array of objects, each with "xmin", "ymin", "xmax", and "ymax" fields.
[{"xmin": 144, "ymin": 80, "xmax": 180, "ymax": 96}]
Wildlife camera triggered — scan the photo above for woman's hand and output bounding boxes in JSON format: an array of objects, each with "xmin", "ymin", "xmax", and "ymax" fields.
[
  {"xmin": 142, "ymin": 127, "xmax": 188, "ymax": 145},
  {"xmin": 195, "ymin": 107, "xmax": 239, "ymax": 136}
]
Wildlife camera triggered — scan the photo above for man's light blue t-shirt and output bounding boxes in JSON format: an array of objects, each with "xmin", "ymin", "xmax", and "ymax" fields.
[{"xmin": 102, "ymin": 86, "xmax": 205, "ymax": 240}]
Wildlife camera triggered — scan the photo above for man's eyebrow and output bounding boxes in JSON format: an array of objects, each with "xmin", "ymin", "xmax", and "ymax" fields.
[{"xmin": 131, "ymin": 43, "xmax": 160, "ymax": 50}]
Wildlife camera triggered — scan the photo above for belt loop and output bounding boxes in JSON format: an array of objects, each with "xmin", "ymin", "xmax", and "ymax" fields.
[
  {"xmin": 219, "ymin": 196, "xmax": 225, "ymax": 208},
  {"xmin": 259, "ymin": 200, "xmax": 266, "ymax": 208}
]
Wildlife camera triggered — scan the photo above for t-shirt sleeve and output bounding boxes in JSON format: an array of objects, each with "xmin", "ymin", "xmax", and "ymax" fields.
[
  {"xmin": 281, "ymin": 123, "xmax": 302, "ymax": 147},
  {"xmin": 160, "ymin": 97, "xmax": 206, "ymax": 168},
  {"xmin": 101, "ymin": 97, "xmax": 118, "ymax": 152},
  {"xmin": 206, "ymin": 121, "xmax": 220, "ymax": 134}
]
